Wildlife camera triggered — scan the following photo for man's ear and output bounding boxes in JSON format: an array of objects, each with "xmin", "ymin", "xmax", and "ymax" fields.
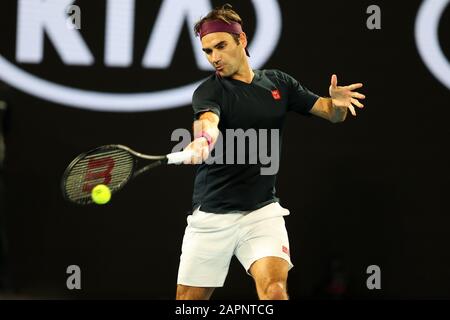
[{"xmin": 240, "ymin": 32, "xmax": 248, "ymax": 49}]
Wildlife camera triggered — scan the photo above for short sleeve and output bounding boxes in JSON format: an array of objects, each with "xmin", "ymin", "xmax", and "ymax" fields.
[
  {"xmin": 192, "ymin": 80, "xmax": 222, "ymax": 120},
  {"xmin": 280, "ymin": 71, "xmax": 320, "ymax": 116}
]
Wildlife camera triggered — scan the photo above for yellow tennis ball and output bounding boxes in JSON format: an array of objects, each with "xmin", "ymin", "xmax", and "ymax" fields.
[{"xmin": 91, "ymin": 184, "xmax": 111, "ymax": 205}]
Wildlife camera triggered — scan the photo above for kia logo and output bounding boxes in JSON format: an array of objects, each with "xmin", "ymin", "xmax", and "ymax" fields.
[
  {"xmin": 415, "ymin": 0, "xmax": 450, "ymax": 90},
  {"xmin": 0, "ymin": 0, "xmax": 282, "ymax": 112}
]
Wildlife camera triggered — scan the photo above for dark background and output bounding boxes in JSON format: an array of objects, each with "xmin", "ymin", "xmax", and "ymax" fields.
[{"xmin": 0, "ymin": 0, "xmax": 449, "ymax": 299}]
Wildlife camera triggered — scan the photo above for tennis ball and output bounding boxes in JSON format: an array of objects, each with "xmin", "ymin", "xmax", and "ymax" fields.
[{"xmin": 91, "ymin": 184, "xmax": 111, "ymax": 205}]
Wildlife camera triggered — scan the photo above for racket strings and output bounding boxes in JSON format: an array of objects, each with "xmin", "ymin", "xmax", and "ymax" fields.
[{"xmin": 64, "ymin": 148, "xmax": 134, "ymax": 204}]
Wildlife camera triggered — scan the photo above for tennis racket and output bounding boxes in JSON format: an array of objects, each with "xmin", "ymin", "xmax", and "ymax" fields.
[{"xmin": 61, "ymin": 144, "xmax": 194, "ymax": 205}]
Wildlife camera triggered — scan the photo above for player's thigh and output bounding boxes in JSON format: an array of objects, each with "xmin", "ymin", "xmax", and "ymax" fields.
[
  {"xmin": 249, "ymin": 256, "xmax": 289, "ymax": 289},
  {"xmin": 177, "ymin": 209, "xmax": 240, "ymax": 288},
  {"xmin": 235, "ymin": 215, "xmax": 293, "ymax": 275}
]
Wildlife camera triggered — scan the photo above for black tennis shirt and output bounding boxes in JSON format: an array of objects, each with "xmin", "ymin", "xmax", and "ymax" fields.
[{"xmin": 191, "ymin": 69, "xmax": 319, "ymax": 213}]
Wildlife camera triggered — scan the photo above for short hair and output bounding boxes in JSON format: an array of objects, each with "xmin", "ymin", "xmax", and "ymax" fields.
[{"xmin": 194, "ymin": 3, "xmax": 243, "ymax": 45}]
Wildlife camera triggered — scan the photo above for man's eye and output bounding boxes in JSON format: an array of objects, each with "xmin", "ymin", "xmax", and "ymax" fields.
[{"xmin": 217, "ymin": 44, "xmax": 225, "ymax": 49}]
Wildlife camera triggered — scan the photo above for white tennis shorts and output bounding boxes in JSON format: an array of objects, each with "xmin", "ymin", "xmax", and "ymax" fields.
[{"xmin": 177, "ymin": 202, "xmax": 293, "ymax": 287}]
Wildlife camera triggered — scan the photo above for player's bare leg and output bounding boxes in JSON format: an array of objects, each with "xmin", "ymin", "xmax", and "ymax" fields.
[
  {"xmin": 249, "ymin": 256, "xmax": 289, "ymax": 300},
  {"xmin": 176, "ymin": 284, "xmax": 215, "ymax": 300}
]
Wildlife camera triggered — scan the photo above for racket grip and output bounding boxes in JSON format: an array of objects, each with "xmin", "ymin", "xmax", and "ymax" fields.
[{"xmin": 166, "ymin": 150, "xmax": 195, "ymax": 164}]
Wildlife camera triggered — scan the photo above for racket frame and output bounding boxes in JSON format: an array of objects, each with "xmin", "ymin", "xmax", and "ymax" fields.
[{"xmin": 61, "ymin": 144, "xmax": 168, "ymax": 205}]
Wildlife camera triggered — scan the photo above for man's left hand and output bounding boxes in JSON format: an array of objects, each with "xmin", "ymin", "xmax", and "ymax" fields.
[{"xmin": 329, "ymin": 74, "xmax": 365, "ymax": 116}]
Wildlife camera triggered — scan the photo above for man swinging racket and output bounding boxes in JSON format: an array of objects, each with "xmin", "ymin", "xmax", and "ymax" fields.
[{"xmin": 176, "ymin": 4, "xmax": 366, "ymax": 300}]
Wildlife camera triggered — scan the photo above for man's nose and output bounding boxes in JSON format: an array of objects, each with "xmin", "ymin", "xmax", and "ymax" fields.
[{"xmin": 212, "ymin": 51, "xmax": 221, "ymax": 64}]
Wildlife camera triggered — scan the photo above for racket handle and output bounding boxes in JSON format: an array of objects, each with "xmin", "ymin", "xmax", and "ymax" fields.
[{"xmin": 166, "ymin": 150, "xmax": 195, "ymax": 164}]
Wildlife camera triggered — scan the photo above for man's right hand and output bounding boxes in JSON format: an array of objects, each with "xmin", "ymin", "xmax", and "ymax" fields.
[
  {"xmin": 183, "ymin": 137, "xmax": 210, "ymax": 164},
  {"xmin": 183, "ymin": 111, "xmax": 220, "ymax": 165}
]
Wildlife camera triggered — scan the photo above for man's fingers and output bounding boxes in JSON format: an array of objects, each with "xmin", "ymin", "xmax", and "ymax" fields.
[
  {"xmin": 193, "ymin": 119, "xmax": 204, "ymax": 139},
  {"xmin": 201, "ymin": 146, "xmax": 210, "ymax": 161},
  {"xmin": 193, "ymin": 138, "xmax": 209, "ymax": 164},
  {"xmin": 183, "ymin": 146, "xmax": 193, "ymax": 164},
  {"xmin": 184, "ymin": 150, "xmax": 199, "ymax": 164},
  {"xmin": 183, "ymin": 138, "xmax": 208, "ymax": 164},
  {"xmin": 351, "ymin": 92, "xmax": 365, "ymax": 99},
  {"xmin": 331, "ymin": 74, "xmax": 338, "ymax": 88},
  {"xmin": 351, "ymin": 98, "xmax": 364, "ymax": 108},
  {"xmin": 188, "ymin": 150, "xmax": 200, "ymax": 164},
  {"xmin": 348, "ymin": 104, "xmax": 357, "ymax": 116},
  {"xmin": 347, "ymin": 83, "xmax": 363, "ymax": 90},
  {"xmin": 192, "ymin": 152, "xmax": 202, "ymax": 164}
]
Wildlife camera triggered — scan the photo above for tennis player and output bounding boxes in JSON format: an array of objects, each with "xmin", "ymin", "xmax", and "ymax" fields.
[{"xmin": 177, "ymin": 4, "xmax": 365, "ymax": 300}]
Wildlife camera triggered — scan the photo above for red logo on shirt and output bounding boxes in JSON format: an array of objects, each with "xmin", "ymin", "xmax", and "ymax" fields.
[
  {"xmin": 271, "ymin": 89, "xmax": 281, "ymax": 100},
  {"xmin": 282, "ymin": 245, "xmax": 290, "ymax": 256}
]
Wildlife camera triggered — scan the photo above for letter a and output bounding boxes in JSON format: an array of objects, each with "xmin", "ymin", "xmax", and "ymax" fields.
[
  {"xmin": 366, "ymin": 5, "xmax": 381, "ymax": 30},
  {"xmin": 366, "ymin": 265, "xmax": 381, "ymax": 290},
  {"xmin": 66, "ymin": 265, "xmax": 81, "ymax": 290}
]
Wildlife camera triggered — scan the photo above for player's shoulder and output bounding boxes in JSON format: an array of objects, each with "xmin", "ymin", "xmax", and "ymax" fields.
[
  {"xmin": 258, "ymin": 69, "xmax": 293, "ymax": 82},
  {"xmin": 258, "ymin": 69, "xmax": 297, "ymax": 88},
  {"xmin": 194, "ymin": 73, "xmax": 222, "ymax": 94}
]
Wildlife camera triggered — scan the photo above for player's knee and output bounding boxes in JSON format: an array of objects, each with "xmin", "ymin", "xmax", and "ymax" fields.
[
  {"xmin": 176, "ymin": 292, "xmax": 192, "ymax": 300},
  {"xmin": 263, "ymin": 281, "xmax": 288, "ymax": 300},
  {"xmin": 176, "ymin": 285, "xmax": 192, "ymax": 300},
  {"xmin": 176, "ymin": 287, "xmax": 187, "ymax": 300},
  {"xmin": 176, "ymin": 285, "xmax": 213, "ymax": 300}
]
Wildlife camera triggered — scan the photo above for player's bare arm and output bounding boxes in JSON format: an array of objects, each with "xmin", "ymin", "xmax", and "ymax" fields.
[
  {"xmin": 310, "ymin": 74, "xmax": 365, "ymax": 123},
  {"xmin": 184, "ymin": 111, "xmax": 220, "ymax": 164}
]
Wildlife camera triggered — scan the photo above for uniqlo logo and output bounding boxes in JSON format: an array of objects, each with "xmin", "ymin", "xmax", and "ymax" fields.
[
  {"xmin": 271, "ymin": 89, "xmax": 281, "ymax": 100},
  {"xmin": 282, "ymin": 245, "xmax": 290, "ymax": 256}
]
